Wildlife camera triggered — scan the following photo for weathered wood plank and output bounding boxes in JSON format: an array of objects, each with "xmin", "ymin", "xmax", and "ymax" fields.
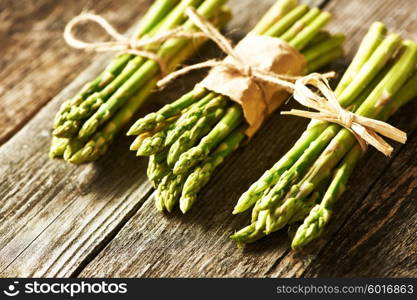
[
  {"xmin": 0, "ymin": 0, "xmax": 288, "ymax": 277},
  {"xmin": 0, "ymin": 0, "xmax": 152, "ymax": 144},
  {"xmin": 79, "ymin": 0, "xmax": 417, "ymax": 277}
]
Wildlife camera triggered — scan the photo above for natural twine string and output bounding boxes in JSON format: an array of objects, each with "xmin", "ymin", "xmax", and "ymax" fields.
[
  {"xmin": 63, "ymin": 12, "xmax": 207, "ymax": 75},
  {"xmin": 158, "ymin": 7, "xmax": 406, "ymax": 156},
  {"xmin": 64, "ymin": 9, "xmax": 406, "ymax": 156},
  {"xmin": 158, "ymin": 7, "xmax": 308, "ymax": 92}
]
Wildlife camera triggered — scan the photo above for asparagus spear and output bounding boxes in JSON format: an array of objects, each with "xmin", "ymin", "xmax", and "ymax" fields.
[
  {"xmin": 156, "ymin": 172, "xmax": 188, "ymax": 212},
  {"xmin": 280, "ymin": 41, "xmax": 416, "ymax": 234},
  {"xmin": 164, "ymin": 93, "xmax": 224, "ymax": 146},
  {"xmin": 167, "ymin": 105, "xmax": 227, "ymax": 165},
  {"xmin": 77, "ymin": 0, "xmax": 227, "ymax": 140},
  {"xmin": 130, "ymin": 0, "xmax": 345, "ymax": 213},
  {"xmin": 233, "ymin": 27, "xmax": 400, "ymax": 215},
  {"xmin": 251, "ymin": 0, "xmax": 297, "ymax": 35},
  {"xmin": 173, "ymin": 104, "xmax": 243, "ymax": 174},
  {"xmin": 180, "ymin": 128, "xmax": 245, "ymax": 213},
  {"xmin": 232, "ymin": 31, "xmax": 417, "ymax": 246},
  {"xmin": 292, "ymin": 68, "xmax": 417, "ymax": 248},
  {"xmin": 64, "ymin": 3, "xmax": 231, "ymax": 163},
  {"xmin": 53, "ymin": 0, "xmax": 181, "ymax": 136},
  {"xmin": 148, "ymin": 150, "xmax": 171, "ymax": 187},
  {"xmin": 334, "ymin": 22, "xmax": 387, "ymax": 95},
  {"xmin": 136, "ymin": 123, "xmax": 175, "ymax": 156},
  {"xmin": 127, "ymin": 87, "xmax": 208, "ymax": 135},
  {"xmin": 264, "ymin": 4, "xmax": 310, "ymax": 37}
]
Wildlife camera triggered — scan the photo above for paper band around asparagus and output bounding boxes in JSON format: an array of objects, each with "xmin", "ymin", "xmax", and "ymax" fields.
[
  {"xmin": 159, "ymin": 7, "xmax": 330, "ymax": 136},
  {"xmin": 64, "ymin": 12, "xmax": 207, "ymax": 75},
  {"xmin": 159, "ymin": 8, "xmax": 406, "ymax": 154}
]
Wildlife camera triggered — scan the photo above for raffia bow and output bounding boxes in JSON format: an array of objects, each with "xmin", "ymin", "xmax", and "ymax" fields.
[
  {"xmin": 64, "ymin": 12, "xmax": 207, "ymax": 75},
  {"xmin": 282, "ymin": 73, "xmax": 407, "ymax": 156}
]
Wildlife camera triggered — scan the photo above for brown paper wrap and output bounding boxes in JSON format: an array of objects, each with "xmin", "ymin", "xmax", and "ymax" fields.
[{"xmin": 198, "ymin": 34, "xmax": 306, "ymax": 137}]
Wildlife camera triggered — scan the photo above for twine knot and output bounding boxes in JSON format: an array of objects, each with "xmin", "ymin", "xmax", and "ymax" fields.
[
  {"xmin": 64, "ymin": 12, "xmax": 206, "ymax": 75},
  {"xmin": 158, "ymin": 7, "xmax": 305, "ymax": 91}
]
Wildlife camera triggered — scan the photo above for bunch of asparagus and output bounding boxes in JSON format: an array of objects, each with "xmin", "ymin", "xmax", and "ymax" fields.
[
  {"xmin": 128, "ymin": 0, "xmax": 345, "ymax": 213},
  {"xmin": 50, "ymin": 0, "xmax": 231, "ymax": 163},
  {"xmin": 231, "ymin": 22, "xmax": 417, "ymax": 249}
]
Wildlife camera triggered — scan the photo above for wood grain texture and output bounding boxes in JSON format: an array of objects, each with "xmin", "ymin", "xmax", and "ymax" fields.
[
  {"xmin": 0, "ymin": 0, "xmax": 152, "ymax": 144},
  {"xmin": 79, "ymin": 0, "xmax": 417, "ymax": 278},
  {"xmin": 0, "ymin": 0, "xmax": 416, "ymax": 278},
  {"xmin": 0, "ymin": 0, "xmax": 285, "ymax": 277}
]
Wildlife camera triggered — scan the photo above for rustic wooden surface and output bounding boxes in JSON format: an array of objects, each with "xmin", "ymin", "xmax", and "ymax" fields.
[
  {"xmin": 0, "ymin": 0, "xmax": 153, "ymax": 144},
  {"xmin": 0, "ymin": 0, "xmax": 416, "ymax": 278}
]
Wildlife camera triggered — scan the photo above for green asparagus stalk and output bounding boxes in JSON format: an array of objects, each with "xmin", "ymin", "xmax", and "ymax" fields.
[
  {"xmin": 334, "ymin": 22, "xmax": 387, "ymax": 95},
  {"xmin": 136, "ymin": 123, "xmax": 175, "ymax": 156},
  {"xmin": 180, "ymin": 128, "xmax": 245, "ymax": 212},
  {"xmin": 233, "ymin": 27, "xmax": 400, "ymax": 215},
  {"xmin": 232, "ymin": 24, "xmax": 417, "ymax": 248},
  {"xmin": 127, "ymin": 87, "xmax": 208, "ymax": 135},
  {"xmin": 291, "ymin": 68, "xmax": 417, "ymax": 249},
  {"xmin": 77, "ymin": 0, "xmax": 226, "ymax": 140},
  {"xmin": 291, "ymin": 144, "xmax": 362, "ymax": 248},
  {"xmin": 66, "ymin": 11, "xmax": 227, "ymax": 164},
  {"xmin": 173, "ymin": 104, "xmax": 243, "ymax": 174},
  {"xmin": 251, "ymin": 0, "xmax": 297, "ymax": 35},
  {"xmin": 156, "ymin": 172, "xmax": 188, "ymax": 212},
  {"xmin": 53, "ymin": 0, "xmax": 182, "ymax": 136},
  {"xmin": 50, "ymin": 0, "xmax": 229, "ymax": 162},
  {"xmin": 167, "ymin": 105, "xmax": 227, "ymax": 165},
  {"xmin": 164, "ymin": 93, "xmax": 224, "ymax": 146},
  {"xmin": 129, "ymin": 0, "xmax": 344, "ymax": 213}
]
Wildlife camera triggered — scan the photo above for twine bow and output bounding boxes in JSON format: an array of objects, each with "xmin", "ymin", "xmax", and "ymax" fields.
[
  {"xmin": 64, "ymin": 12, "xmax": 206, "ymax": 75},
  {"xmin": 157, "ymin": 7, "xmax": 316, "ymax": 91},
  {"xmin": 282, "ymin": 73, "xmax": 407, "ymax": 156},
  {"xmin": 159, "ymin": 8, "xmax": 406, "ymax": 156},
  {"xmin": 65, "ymin": 10, "xmax": 406, "ymax": 156}
]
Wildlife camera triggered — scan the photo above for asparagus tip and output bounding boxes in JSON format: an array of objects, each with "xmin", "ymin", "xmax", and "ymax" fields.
[
  {"xmin": 78, "ymin": 119, "xmax": 99, "ymax": 139},
  {"xmin": 179, "ymin": 195, "xmax": 195, "ymax": 214}
]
